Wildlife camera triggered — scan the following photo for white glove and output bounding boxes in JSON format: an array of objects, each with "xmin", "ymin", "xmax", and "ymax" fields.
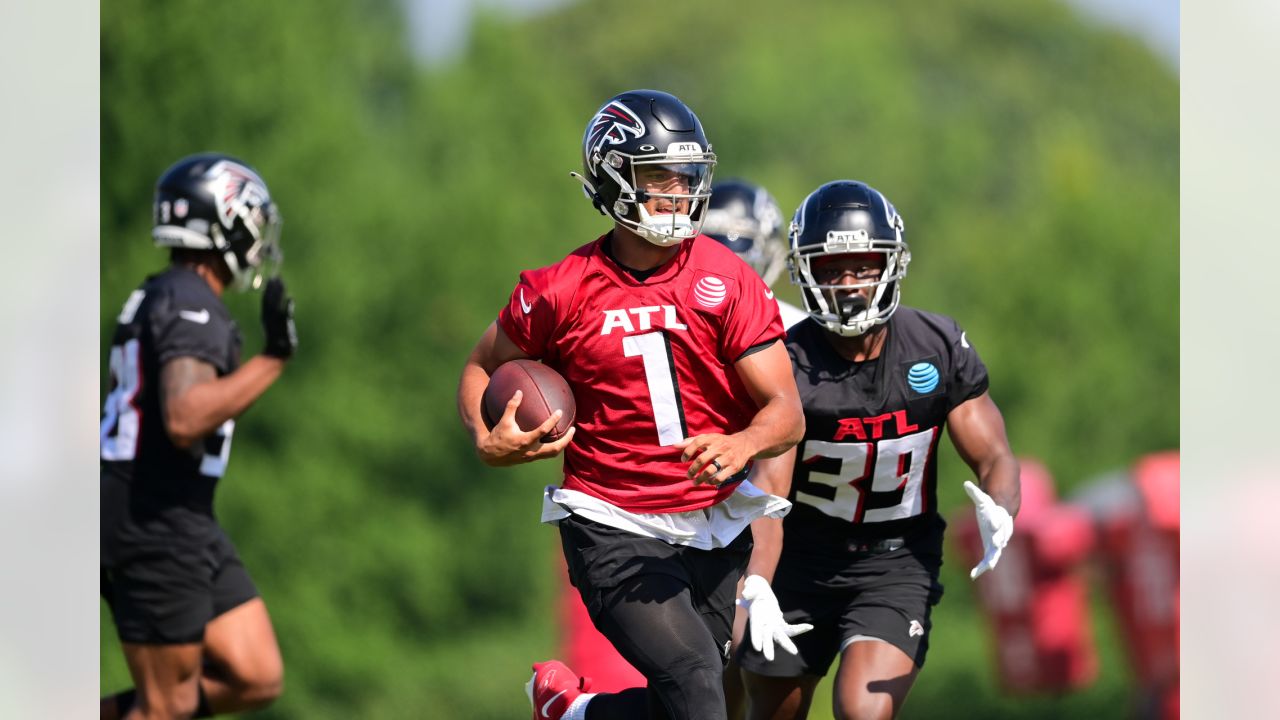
[
  {"xmin": 963, "ymin": 481, "xmax": 1014, "ymax": 580},
  {"xmin": 738, "ymin": 575, "xmax": 813, "ymax": 661}
]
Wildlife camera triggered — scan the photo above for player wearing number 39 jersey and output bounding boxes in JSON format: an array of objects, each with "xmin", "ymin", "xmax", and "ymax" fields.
[
  {"xmin": 100, "ymin": 153, "xmax": 297, "ymax": 720},
  {"xmin": 731, "ymin": 181, "xmax": 1021, "ymax": 720},
  {"xmin": 458, "ymin": 90, "xmax": 805, "ymax": 720}
]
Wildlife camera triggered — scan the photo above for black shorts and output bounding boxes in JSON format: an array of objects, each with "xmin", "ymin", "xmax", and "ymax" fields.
[
  {"xmin": 558, "ymin": 513, "xmax": 753, "ymax": 662},
  {"xmin": 101, "ymin": 471, "xmax": 258, "ymax": 645},
  {"xmin": 737, "ymin": 530, "xmax": 944, "ymax": 677}
]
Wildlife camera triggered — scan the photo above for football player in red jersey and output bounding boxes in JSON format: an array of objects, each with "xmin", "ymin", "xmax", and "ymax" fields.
[
  {"xmin": 457, "ymin": 90, "xmax": 808, "ymax": 720},
  {"xmin": 733, "ymin": 180, "xmax": 1020, "ymax": 720}
]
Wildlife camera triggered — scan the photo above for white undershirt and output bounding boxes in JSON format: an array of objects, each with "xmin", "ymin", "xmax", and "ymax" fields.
[{"xmin": 540, "ymin": 479, "xmax": 792, "ymax": 550}]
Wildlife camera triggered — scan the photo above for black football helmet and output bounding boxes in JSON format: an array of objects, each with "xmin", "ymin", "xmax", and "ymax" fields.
[
  {"xmin": 788, "ymin": 180, "xmax": 910, "ymax": 336},
  {"xmin": 571, "ymin": 89, "xmax": 716, "ymax": 247},
  {"xmin": 702, "ymin": 179, "xmax": 787, "ymax": 285},
  {"xmin": 151, "ymin": 153, "xmax": 282, "ymax": 290}
]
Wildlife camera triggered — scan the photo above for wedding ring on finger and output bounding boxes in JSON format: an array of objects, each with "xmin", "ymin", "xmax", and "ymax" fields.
[{"xmin": 710, "ymin": 459, "xmax": 723, "ymax": 475}]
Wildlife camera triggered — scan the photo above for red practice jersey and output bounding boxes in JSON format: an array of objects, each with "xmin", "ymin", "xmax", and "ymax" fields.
[{"xmin": 498, "ymin": 234, "xmax": 784, "ymax": 512}]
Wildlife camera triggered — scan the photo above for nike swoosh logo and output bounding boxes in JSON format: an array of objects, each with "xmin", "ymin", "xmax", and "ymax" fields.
[
  {"xmin": 960, "ymin": 331, "xmax": 970, "ymax": 349},
  {"xmin": 519, "ymin": 288, "xmax": 533, "ymax": 314},
  {"xmin": 541, "ymin": 690, "xmax": 566, "ymax": 717},
  {"xmin": 179, "ymin": 309, "xmax": 210, "ymax": 324},
  {"xmin": 764, "ymin": 289, "xmax": 775, "ymax": 300}
]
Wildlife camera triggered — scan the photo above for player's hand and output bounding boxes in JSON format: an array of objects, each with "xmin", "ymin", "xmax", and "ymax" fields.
[
  {"xmin": 676, "ymin": 433, "xmax": 752, "ymax": 485},
  {"xmin": 738, "ymin": 575, "xmax": 813, "ymax": 661},
  {"xmin": 476, "ymin": 390, "xmax": 575, "ymax": 467},
  {"xmin": 261, "ymin": 277, "xmax": 298, "ymax": 359},
  {"xmin": 964, "ymin": 480, "xmax": 1014, "ymax": 579}
]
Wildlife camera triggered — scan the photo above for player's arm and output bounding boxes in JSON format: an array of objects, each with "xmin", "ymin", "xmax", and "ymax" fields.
[
  {"xmin": 949, "ymin": 391, "xmax": 1021, "ymax": 579},
  {"xmin": 947, "ymin": 391, "xmax": 1020, "ymax": 517},
  {"xmin": 457, "ymin": 321, "xmax": 574, "ymax": 467},
  {"xmin": 159, "ymin": 277, "xmax": 296, "ymax": 449},
  {"xmin": 679, "ymin": 340, "xmax": 804, "ymax": 485},
  {"xmin": 160, "ymin": 356, "xmax": 285, "ymax": 449},
  {"xmin": 742, "ymin": 446, "xmax": 797, "ymax": 582},
  {"xmin": 737, "ymin": 444, "xmax": 812, "ymax": 658}
]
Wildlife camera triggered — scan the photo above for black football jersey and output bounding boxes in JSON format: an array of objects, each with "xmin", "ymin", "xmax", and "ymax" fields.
[
  {"xmin": 100, "ymin": 266, "xmax": 242, "ymax": 513},
  {"xmin": 782, "ymin": 307, "xmax": 988, "ymax": 551}
]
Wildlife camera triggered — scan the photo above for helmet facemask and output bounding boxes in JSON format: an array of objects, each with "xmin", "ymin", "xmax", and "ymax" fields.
[
  {"xmin": 599, "ymin": 149, "xmax": 715, "ymax": 247},
  {"xmin": 789, "ymin": 231, "xmax": 911, "ymax": 337},
  {"xmin": 212, "ymin": 202, "xmax": 282, "ymax": 290}
]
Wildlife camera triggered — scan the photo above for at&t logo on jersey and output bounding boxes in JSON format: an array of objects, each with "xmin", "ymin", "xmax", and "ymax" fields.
[
  {"xmin": 693, "ymin": 276, "xmax": 726, "ymax": 308},
  {"xmin": 907, "ymin": 362, "xmax": 940, "ymax": 394},
  {"xmin": 685, "ymin": 272, "xmax": 735, "ymax": 314}
]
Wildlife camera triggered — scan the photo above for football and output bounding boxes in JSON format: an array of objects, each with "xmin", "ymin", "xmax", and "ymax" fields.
[{"xmin": 481, "ymin": 359, "xmax": 576, "ymax": 442}]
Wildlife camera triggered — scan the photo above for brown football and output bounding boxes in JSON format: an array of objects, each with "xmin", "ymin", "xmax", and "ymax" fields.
[{"xmin": 481, "ymin": 359, "xmax": 576, "ymax": 442}]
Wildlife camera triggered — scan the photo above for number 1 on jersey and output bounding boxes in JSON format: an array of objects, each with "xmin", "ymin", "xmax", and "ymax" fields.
[{"xmin": 623, "ymin": 331, "xmax": 686, "ymax": 446}]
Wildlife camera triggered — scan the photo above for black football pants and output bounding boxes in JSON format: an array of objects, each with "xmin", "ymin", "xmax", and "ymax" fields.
[{"xmin": 559, "ymin": 514, "xmax": 752, "ymax": 720}]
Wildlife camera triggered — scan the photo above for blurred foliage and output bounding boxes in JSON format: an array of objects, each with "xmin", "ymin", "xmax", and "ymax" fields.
[{"xmin": 101, "ymin": 0, "xmax": 1176, "ymax": 717}]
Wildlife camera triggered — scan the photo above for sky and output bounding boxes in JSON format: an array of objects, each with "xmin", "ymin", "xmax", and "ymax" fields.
[
  {"xmin": 1071, "ymin": 0, "xmax": 1179, "ymax": 67},
  {"xmin": 402, "ymin": 0, "xmax": 567, "ymax": 64},
  {"xmin": 400, "ymin": 0, "xmax": 1179, "ymax": 70}
]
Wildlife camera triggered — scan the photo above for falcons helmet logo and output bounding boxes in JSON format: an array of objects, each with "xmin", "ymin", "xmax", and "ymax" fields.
[
  {"xmin": 585, "ymin": 100, "xmax": 646, "ymax": 167},
  {"xmin": 207, "ymin": 160, "xmax": 271, "ymax": 230}
]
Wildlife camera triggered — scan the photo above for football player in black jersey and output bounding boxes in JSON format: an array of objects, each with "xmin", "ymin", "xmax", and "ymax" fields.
[
  {"xmin": 733, "ymin": 180, "xmax": 1020, "ymax": 720},
  {"xmin": 100, "ymin": 153, "xmax": 298, "ymax": 720}
]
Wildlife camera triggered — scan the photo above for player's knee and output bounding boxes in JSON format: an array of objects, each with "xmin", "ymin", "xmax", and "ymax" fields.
[
  {"xmin": 244, "ymin": 676, "xmax": 284, "ymax": 708},
  {"xmin": 239, "ymin": 662, "xmax": 284, "ymax": 708},
  {"xmin": 835, "ymin": 691, "xmax": 898, "ymax": 720},
  {"xmin": 650, "ymin": 651, "xmax": 723, "ymax": 718}
]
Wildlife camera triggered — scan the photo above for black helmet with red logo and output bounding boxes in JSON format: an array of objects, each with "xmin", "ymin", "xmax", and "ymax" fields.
[{"xmin": 571, "ymin": 90, "xmax": 716, "ymax": 247}]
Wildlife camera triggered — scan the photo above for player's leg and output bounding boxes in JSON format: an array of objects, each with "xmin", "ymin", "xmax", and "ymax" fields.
[
  {"xmin": 736, "ymin": 580, "xmax": 841, "ymax": 720},
  {"xmin": 101, "ymin": 529, "xmax": 215, "ymax": 719},
  {"xmin": 528, "ymin": 573, "xmax": 731, "ymax": 720},
  {"xmin": 119, "ymin": 642, "xmax": 204, "ymax": 719},
  {"xmin": 723, "ymin": 578, "xmax": 748, "ymax": 720},
  {"xmin": 741, "ymin": 671, "xmax": 820, "ymax": 720},
  {"xmin": 101, "ymin": 567, "xmax": 133, "ymax": 720},
  {"xmin": 587, "ymin": 571, "xmax": 732, "ymax": 720},
  {"xmin": 723, "ymin": 658, "xmax": 747, "ymax": 720},
  {"xmin": 551, "ymin": 514, "xmax": 741, "ymax": 720},
  {"xmin": 199, "ymin": 598, "xmax": 283, "ymax": 712},
  {"xmin": 197, "ymin": 534, "xmax": 283, "ymax": 713},
  {"xmin": 831, "ymin": 639, "xmax": 919, "ymax": 720},
  {"xmin": 828, "ymin": 543, "xmax": 943, "ymax": 720}
]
